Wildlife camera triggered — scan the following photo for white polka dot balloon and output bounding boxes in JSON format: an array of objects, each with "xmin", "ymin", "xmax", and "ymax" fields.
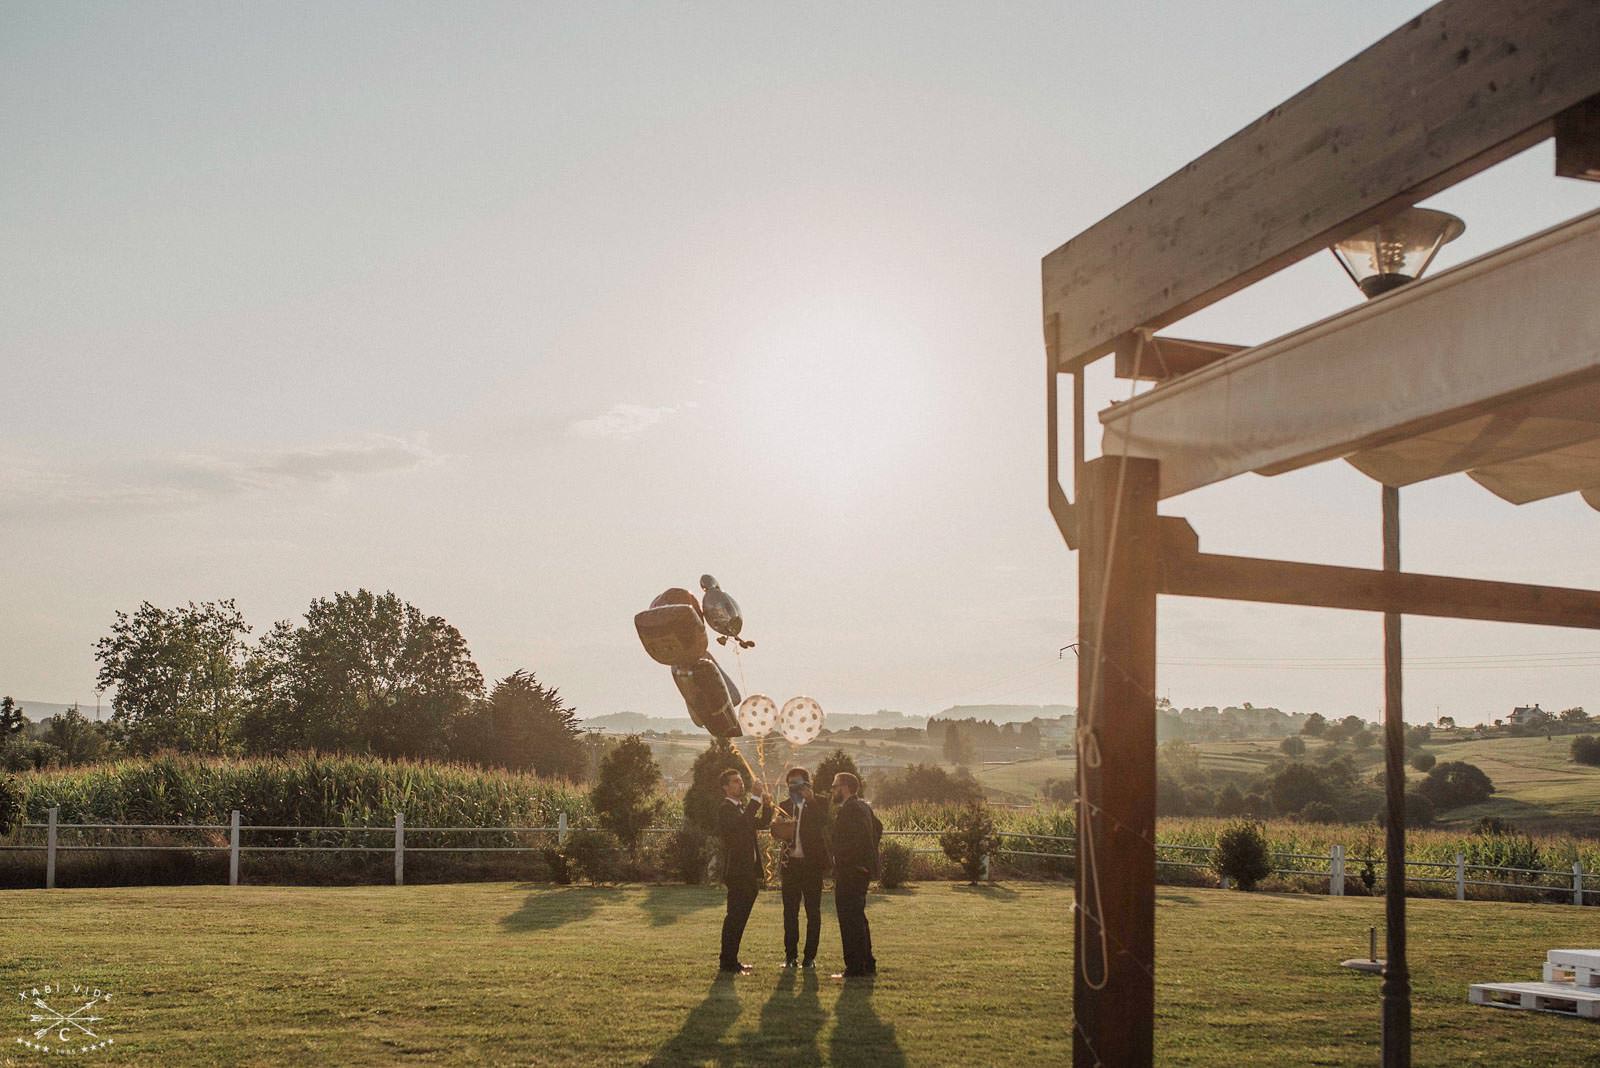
[
  {"xmin": 737, "ymin": 694, "xmax": 779, "ymax": 738},
  {"xmin": 779, "ymin": 696, "xmax": 825, "ymax": 746}
]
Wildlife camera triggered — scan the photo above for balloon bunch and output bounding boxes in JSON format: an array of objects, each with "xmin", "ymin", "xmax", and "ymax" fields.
[
  {"xmin": 633, "ymin": 578, "xmax": 753, "ymax": 738},
  {"xmin": 737, "ymin": 694, "xmax": 826, "ymax": 746}
]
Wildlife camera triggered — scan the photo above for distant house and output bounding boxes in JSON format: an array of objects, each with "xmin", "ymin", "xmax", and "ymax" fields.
[
  {"xmin": 1036, "ymin": 717, "xmax": 1074, "ymax": 747},
  {"xmin": 1508, "ymin": 703, "xmax": 1549, "ymax": 725}
]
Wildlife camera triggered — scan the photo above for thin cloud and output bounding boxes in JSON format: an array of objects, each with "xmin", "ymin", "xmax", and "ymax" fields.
[
  {"xmin": 567, "ymin": 404, "xmax": 678, "ymax": 439},
  {"xmin": 0, "ymin": 436, "xmax": 440, "ymax": 518}
]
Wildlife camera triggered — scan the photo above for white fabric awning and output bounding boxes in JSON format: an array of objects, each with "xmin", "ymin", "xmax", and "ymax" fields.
[{"xmin": 1099, "ymin": 208, "xmax": 1600, "ymax": 509}]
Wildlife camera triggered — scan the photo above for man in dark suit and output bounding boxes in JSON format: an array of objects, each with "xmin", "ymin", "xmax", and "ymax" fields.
[
  {"xmin": 774, "ymin": 766, "xmax": 831, "ymax": 968},
  {"xmin": 717, "ymin": 767, "xmax": 771, "ymax": 974},
  {"xmin": 829, "ymin": 771, "xmax": 881, "ymax": 979}
]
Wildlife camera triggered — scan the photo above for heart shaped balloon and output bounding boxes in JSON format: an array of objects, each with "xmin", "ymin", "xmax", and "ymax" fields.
[
  {"xmin": 737, "ymin": 694, "xmax": 780, "ymax": 738},
  {"xmin": 779, "ymin": 696, "xmax": 825, "ymax": 746}
]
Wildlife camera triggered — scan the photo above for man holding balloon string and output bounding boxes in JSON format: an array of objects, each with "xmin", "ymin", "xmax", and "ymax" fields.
[{"xmin": 771, "ymin": 764, "xmax": 830, "ymax": 968}]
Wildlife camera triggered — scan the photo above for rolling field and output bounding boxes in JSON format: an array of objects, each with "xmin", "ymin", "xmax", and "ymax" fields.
[
  {"xmin": 1428, "ymin": 734, "xmax": 1600, "ymax": 835},
  {"xmin": 2, "ymin": 882, "xmax": 1594, "ymax": 1066}
]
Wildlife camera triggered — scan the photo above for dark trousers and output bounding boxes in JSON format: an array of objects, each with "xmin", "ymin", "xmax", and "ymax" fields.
[
  {"xmin": 781, "ymin": 861, "xmax": 824, "ymax": 963},
  {"xmin": 720, "ymin": 881, "xmax": 758, "ymax": 969},
  {"xmin": 835, "ymin": 871, "xmax": 875, "ymax": 975}
]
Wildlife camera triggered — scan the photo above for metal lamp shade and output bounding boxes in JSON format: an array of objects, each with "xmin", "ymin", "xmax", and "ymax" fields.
[{"xmin": 1331, "ymin": 207, "xmax": 1466, "ymax": 299}]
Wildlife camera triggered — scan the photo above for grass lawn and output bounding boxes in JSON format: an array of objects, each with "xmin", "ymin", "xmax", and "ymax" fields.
[{"xmin": 3, "ymin": 883, "xmax": 1595, "ymax": 1066}]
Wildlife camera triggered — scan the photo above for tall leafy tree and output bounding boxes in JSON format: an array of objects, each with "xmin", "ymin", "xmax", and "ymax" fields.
[
  {"xmin": 43, "ymin": 705, "xmax": 111, "ymax": 765},
  {"xmin": 241, "ymin": 589, "xmax": 483, "ymax": 758},
  {"xmin": 95, "ymin": 600, "xmax": 250, "ymax": 754},
  {"xmin": 813, "ymin": 749, "xmax": 860, "ymax": 795},
  {"xmin": 683, "ymin": 738, "xmax": 744, "ymax": 834},
  {"xmin": 589, "ymin": 735, "xmax": 664, "ymax": 855},
  {"xmin": 452, "ymin": 670, "xmax": 585, "ymax": 777},
  {"xmin": 0, "ymin": 697, "xmax": 24, "ymax": 740}
]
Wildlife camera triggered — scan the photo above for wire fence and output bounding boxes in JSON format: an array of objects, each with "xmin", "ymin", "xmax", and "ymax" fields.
[{"xmin": 4, "ymin": 808, "xmax": 1594, "ymax": 905}]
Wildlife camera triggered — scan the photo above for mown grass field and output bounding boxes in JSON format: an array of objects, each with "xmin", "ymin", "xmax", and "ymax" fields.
[
  {"xmin": 2, "ymin": 882, "xmax": 1594, "ymax": 1066},
  {"xmin": 1429, "ymin": 734, "xmax": 1600, "ymax": 835}
]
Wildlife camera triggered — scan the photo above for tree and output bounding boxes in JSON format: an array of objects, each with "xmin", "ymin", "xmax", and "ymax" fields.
[
  {"xmin": 1279, "ymin": 736, "xmax": 1306, "ymax": 757},
  {"xmin": 1416, "ymin": 761, "xmax": 1495, "ymax": 810},
  {"xmin": 1214, "ymin": 820, "xmax": 1271, "ymax": 891},
  {"xmin": 1436, "ymin": 715, "xmax": 1456, "ymax": 729},
  {"xmin": 1571, "ymin": 735, "xmax": 1600, "ymax": 767},
  {"xmin": 942, "ymin": 722, "xmax": 976, "ymax": 767},
  {"xmin": 876, "ymin": 764, "xmax": 981, "ymax": 806},
  {"xmin": 1214, "ymin": 783, "xmax": 1247, "ymax": 816},
  {"xmin": 0, "ymin": 697, "xmax": 23, "ymax": 740},
  {"xmin": 684, "ymin": 738, "xmax": 746, "ymax": 833},
  {"xmin": 241, "ymin": 589, "xmax": 483, "ymax": 758},
  {"xmin": 1300, "ymin": 713, "xmax": 1327, "ymax": 737},
  {"xmin": 95, "ymin": 600, "xmax": 250, "ymax": 754},
  {"xmin": 1159, "ymin": 739, "xmax": 1202, "ymax": 782},
  {"xmin": 1410, "ymin": 751, "xmax": 1437, "ymax": 773},
  {"xmin": 1266, "ymin": 763, "xmax": 1333, "ymax": 815},
  {"xmin": 1351, "ymin": 729, "xmax": 1376, "ymax": 751},
  {"xmin": 452, "ymin": 670, "xmax": 585, "ymax": 777},
  {"xmin": 813, "ymin": 749, "xmax": 860, "ymax": 796},
  {"xmin": 42, "ymin": 706, "xmax": 110, "ymax": 766},
  {"xmin": 589, "ymin": 736, "xmax": 664, "ymax": 855},
  {"xmin": 1559, "ymin": 707, "xmax": 1589, "ymax": 724},
  {"xmin": 939, "ymin": 801, "xmax": 996, "ymax": 884}
]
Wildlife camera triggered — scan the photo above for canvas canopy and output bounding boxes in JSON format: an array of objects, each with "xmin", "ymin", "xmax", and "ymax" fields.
[{"xmin": 1099, "ymin": 208, "xmax": 1600, "ymax": 508}]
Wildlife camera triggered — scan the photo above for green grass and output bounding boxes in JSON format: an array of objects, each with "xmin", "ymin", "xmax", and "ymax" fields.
[
  {"xmin": 1426, "ymin": 734, "xmax": 1600, "ymax": 835},
  {"xmin": 2, "ymin": 882, "xmax": 1593, "ymax": 1065}
]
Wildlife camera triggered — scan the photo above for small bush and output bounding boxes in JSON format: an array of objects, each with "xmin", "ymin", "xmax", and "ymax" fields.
[
  {"xmin": 1410, "ymin": 752, "xmax": 1437, "ymax": 773},
  {"xmin": 1279, "ymin": 736, "xmax": 1306, "ymax": 757},
  {"xmin": 1213, "ymin": 819, "xmax": 1271, "ymax": 891},
  {"xmin": 1571, "ymin": 735, "xmax": 1600, "ymax": 767},
  {"xmin": 939, "ymin": 801, "xmax": 996, "ymax": 884},
  {"xmin": 667, "ymin": 827, "xmax": 711, "ymax": 885},
  {"xmin": 1297, "ymin": 801, "xmax": 1338, "ymax": 823},
  {"xmin": 0, "ymin": 775, "xmax": 20, "ymax": 835},
  {"xmin": 542, "ymin": 846, "xmax": 571, "ymax": 885},
  {"xmin": 1373, "ymin": 791, "xmax": 1436, "ymax": 828},
  {"xmin": 878, "ymin": 841, "xmax": 914, "ymax": 889},
  {"xmin": 562, "ymin": 828, "xmax": 621, "ymax": 884}
]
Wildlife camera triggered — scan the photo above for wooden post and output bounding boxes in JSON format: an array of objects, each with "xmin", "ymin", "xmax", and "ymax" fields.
[
  {"xmin": 45, "ymin": 806, "xmax": 58, "ymax": 890},
  {"xmin": 1381, "ymin": 485, "xmax": 1411, "ymax": 1068},
  {"xmin": 1456, "ymin": 852, "xmax": 1466, "ymax": 901},
  {"xmin": 557, "ymin": 811, "xmax": 569, "ymax": 846},
  {"xmin": 229, "ymin": 810, "xmax": 241, "ymax": 887},
  {"xmin": 1576, "ymin": 861, "xmax": 1585, "ymax": 907},
  {"xmin": 1074, "ymin": 456, "xmax": 1159, "ymax": 1068},
  {"xmin": 394, "ymin": 812, "xmax": 405, "ymax": 887},
  {"xmin": 1331, "ymin": 844, "xmax": 1344, "ymax": 896}
]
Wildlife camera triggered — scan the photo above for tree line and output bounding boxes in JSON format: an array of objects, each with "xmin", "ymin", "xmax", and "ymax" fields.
[{"xmin": 5, "ymin": 591, "xmax": 589, "ymax": 777}]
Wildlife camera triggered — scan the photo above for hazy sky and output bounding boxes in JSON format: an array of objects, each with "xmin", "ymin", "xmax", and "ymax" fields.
[{"xmin": 4, "ymin": 2, "xmax": 1598, "ymax": 725}]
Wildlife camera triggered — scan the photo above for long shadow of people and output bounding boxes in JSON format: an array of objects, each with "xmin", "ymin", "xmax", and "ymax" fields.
[
  {"xmin": 740, "ymin": 968, "xmax": 825, "ymax": 1064},
  {"xmin": 499, "ymin": 885, "xmax": 619, "ymax": 932},
  {"xmin": 650, "ymin": 974, "xmax": 741, "ymax": 1067},
  {"xmin": 641, "ymin": 884, "xmax": 720, "ymax": 927},
  {"xmin": 829, "ymin": 980, "xmax": 905, "ymax": 1068}
]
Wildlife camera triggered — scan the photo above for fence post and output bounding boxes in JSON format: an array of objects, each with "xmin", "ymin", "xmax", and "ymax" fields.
[
  {"xmin": 557, "ymin": 811, "xmax": 568, "ymax": 846},
  {"xmin": 1330, "ymin": 844, "xmax": 1344, "ymax": 896},
  {"xmin": 229, "ymin": 810, "xmax": 241, "ymax": 887},
  {"xmin": 1455, "ymin": 851, "xmax": 1466, "ymax": 901},
  {"xmin": 981, "ymin": 844, "xmax": 991, "ymax": 882},
  {"xmin": 45, "ymin": 806, "xmax": 58, "ymax": 890},
  {"xmin": 1576, "ymin": 861, "xmax": 1585, "ymax": 907},
  {"xmin": 394, "ymin": 812, "xmax": 405, "ymax": 887}
]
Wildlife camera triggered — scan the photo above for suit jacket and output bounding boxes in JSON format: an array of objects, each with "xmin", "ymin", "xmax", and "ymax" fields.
[
  {"xmin": 776, "ymin": 796, "xmax": 831, "ymax": 876},
  {"xmin": 718, "ymin": 795, "xmax": 773, "ymax": 889},
  {"xmin": 832, "ymin": 796, "xmax": 881, "ymax": 882}
]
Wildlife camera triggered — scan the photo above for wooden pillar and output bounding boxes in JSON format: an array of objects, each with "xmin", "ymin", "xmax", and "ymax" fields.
[
  {"xmin": 1381, "ymin": 484, "xmax": 1411, "ymax": 1067},
  {"xmin": 1074, "ymin": 456, "xmax": 1159, "ymax": 1068}
]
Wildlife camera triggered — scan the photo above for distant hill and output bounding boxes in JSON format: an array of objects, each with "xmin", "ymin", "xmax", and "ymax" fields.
[
  {"xmin": 932, "ymin": 704, "xmax": 1075, "ymax": 725},
  {"xmin": 582, "ymin": 708, "xmax": 928, "ymax": 734},
  {"xmin": 7, "ymin": 700, "xmax": 106, "ymax": 723}
]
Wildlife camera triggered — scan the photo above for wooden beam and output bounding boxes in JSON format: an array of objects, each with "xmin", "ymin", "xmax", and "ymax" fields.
[
  {"xmin": 1113, "ymin": 334, "xmax": 1245, "ymax": 382},
  {"xmin": 1044, "ymin": 0, "xmax": 1600, "ymax": 369},
  {"xmin": 1556, "ymin": 93, "xmax": 1600, "ymax": 181},
  {"xmin": 1158, "ymin": 533, "xmax": 1600, "ymax": 630},
  {"xmin": 1075, "ymin": 457, "xmax": 1158, "ymax": 1068}
]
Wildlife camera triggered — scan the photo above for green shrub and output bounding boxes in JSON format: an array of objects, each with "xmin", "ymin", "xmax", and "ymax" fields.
[
  {"xmin": 939, "ymin": 801, "xmax": 996, "ymax": 884},
  {"xmin": 878, "ymin": 841, "xmax": 914, "ymax": 889},
  {"xmin": 562, "ymin": 828, "xmax": 621, "ymax": 884},
  {"xmin": 590, "ymin": 737, "xmax": 664, "ymax": 855},
  {"xmin": 0, "ymin": 774, "xmax": 20, "ymax": 834},
  {"xmin": 1571, "ymin": 735, "xmax": 1600, "ymax": 767},
  {"xmin": 667, "ymin": 827, "xmax": 711, "ymax": 885},
  {"xmin": 1410, "ymin": 752, "xmax": 1437, "ymax": 772},
  {"xmin": 1213, "ymin": 819, "xmax": 1271, "ymax": 891}
]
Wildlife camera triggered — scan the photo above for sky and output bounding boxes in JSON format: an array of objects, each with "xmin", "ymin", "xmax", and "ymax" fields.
[{"xmin": 3, "ymin": 2, "xmax": 1598, "ymax": 726}]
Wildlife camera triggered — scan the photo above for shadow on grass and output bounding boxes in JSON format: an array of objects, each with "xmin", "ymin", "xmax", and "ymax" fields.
[
  {"xmin": 500, "ymin": 886, "xmax": 621, "ymax": 932},
  {"xmin": 829, "ymin": 979, "xmax": 905, "ymax": 1068},
  {"xmin": 750, "ymin": 969, "xmax": 825, "ymax": 1062},
  {"xmin": 641, "ymin": 884, "xmax": 720, "ymax": 927},
  {"xmin": 649, "ymin": 974, "xmax": 741, "ymax": 1066},
  {"xmin": 954, "ymin": 883, "xmax": 1020, "ymax": 901}
]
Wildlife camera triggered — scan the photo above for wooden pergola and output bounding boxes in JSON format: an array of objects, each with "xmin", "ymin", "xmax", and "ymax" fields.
[{"xmin": 1043, "ymin": 2, "xmax": 1600, "ymax": 1065}]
